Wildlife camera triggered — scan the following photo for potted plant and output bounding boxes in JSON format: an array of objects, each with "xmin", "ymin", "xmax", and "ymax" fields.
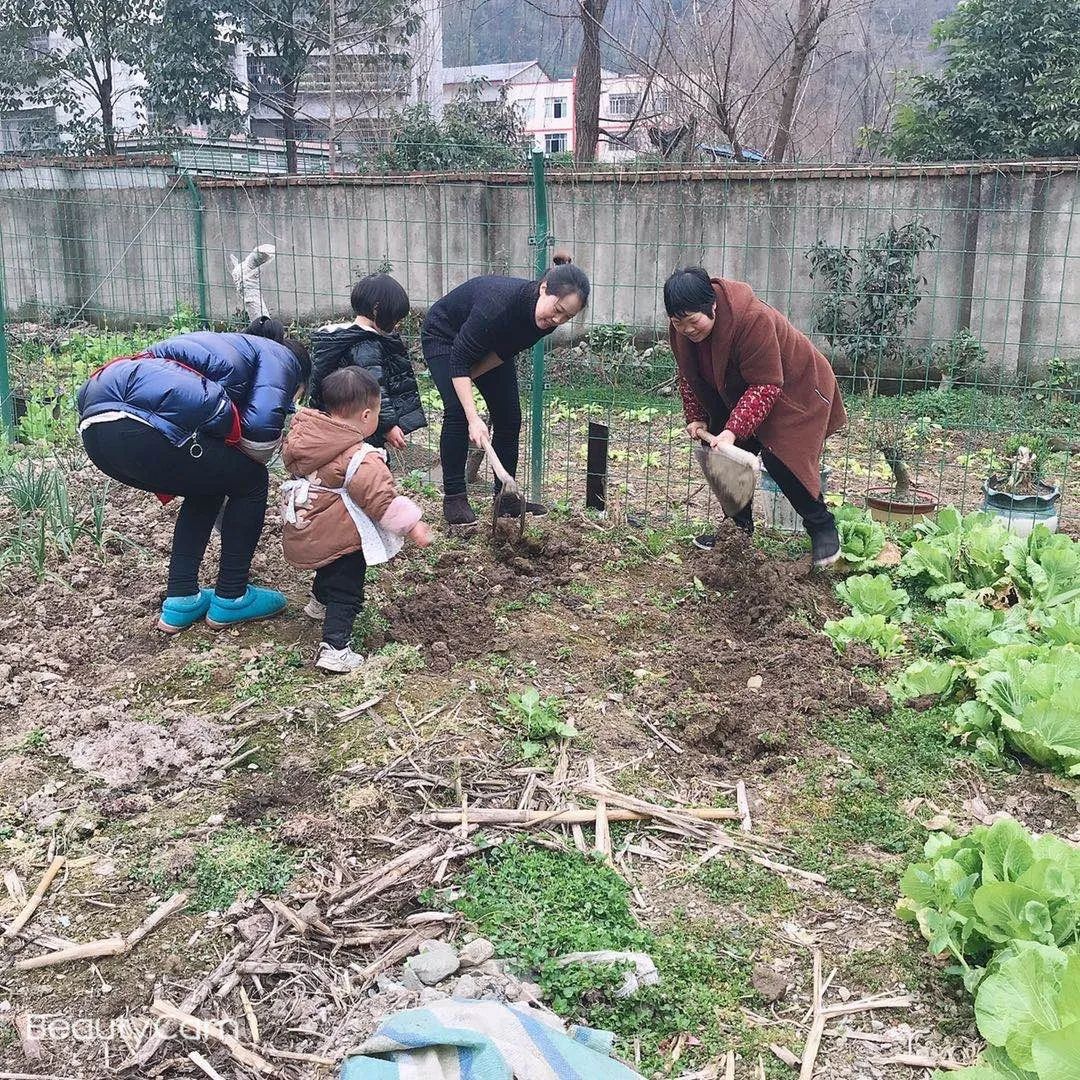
[
  {"xmin": 933, "ymin": 327, "xmax": 985, "ymax": 392},
  {"xmin": 866, "ymin": 417, "xmax": 939, "ymax": 524},
  {"xmin": 983, "ymin": 436, "xmax": 1061, "ymax": 536}
]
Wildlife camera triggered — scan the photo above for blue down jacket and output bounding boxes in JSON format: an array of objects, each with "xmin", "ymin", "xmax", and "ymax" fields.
[{"xmin": 77, "ymin": 332, "xmax": 302, "ymax": 448}]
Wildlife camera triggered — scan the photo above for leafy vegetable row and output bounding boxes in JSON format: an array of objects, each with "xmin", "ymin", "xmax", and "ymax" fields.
[
  {"xmin": 825, "ymin": 507, "xmax": 1080, "ymax": 776},
  {"xmin": 899, "ymin": 818, "xmax": 1080, "ymax": 1080}
]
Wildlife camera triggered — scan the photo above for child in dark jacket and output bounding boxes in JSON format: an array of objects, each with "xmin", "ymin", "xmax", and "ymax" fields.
[
  {"xmin": 281, "ymin": 367, "xmax": 431, "ymax": 673},
  {"xmin": 308, "ymin": 274, "xmax": 426, "ymax": 451}
]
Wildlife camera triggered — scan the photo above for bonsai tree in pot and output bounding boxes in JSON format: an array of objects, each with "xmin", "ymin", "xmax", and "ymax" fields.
[
  {"xmin": 867, "ymin": 416, "xmax": 939, "ymax": 524},
  {"xmin": 984, "ymin": 435, "xmax": 1061, "ymax": 535}
]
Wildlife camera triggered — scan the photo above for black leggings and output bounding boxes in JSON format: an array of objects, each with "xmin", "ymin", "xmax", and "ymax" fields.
[
  {"xmin": 423, "ymin": 337, "xmax": 522, "ymax": 498},
  {"xmin": 312, "ymin": 548, "xmax": 367, "ymax": 649},
  {"xmin": 81, "ymin": 418, "xmax": 269, "ymax": 598}
]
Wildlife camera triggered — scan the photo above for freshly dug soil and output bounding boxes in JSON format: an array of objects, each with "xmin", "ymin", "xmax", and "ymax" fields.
[
  {"xmin": 383, "ymin": 522, "xmax": 582, "ymax": 665},
  {"xmin": 695, "ymin": 521, "xmax": 818, "ymax": 635},
  {"xmin": 654, "ymin": 523, "xmax": 887, "ymax": 762},
  {"xmin": 677, "ymin": 621, "xmax": 889, "ymax": 762},
  {"xmin": 381, "ymin": 517, "xmax": 886, "ymax": 767},
  {"xmin": 228, "ymin": 767, "xmax": 326, "ymax": 824}
]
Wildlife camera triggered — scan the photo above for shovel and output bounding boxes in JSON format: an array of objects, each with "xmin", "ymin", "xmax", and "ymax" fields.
[
  {"xmin": 693, "ymin": 437, "xmax": 761, "ymax": 518},
  {"xmin": 479, "ymin": 435, "xmax": 526, "ymax": 540}
]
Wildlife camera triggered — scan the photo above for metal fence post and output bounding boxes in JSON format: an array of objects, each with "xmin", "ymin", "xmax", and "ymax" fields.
[
  {"xmin": 184, "ymin": 172, "xmax": 211, "ymax": 327},
  {"xmin": 528, "ymin": 151, "xmax": 550, "ymax": 502},
  {"xmin": 0, "ymin": 220, "xmax": 12, "ymax": 438}
]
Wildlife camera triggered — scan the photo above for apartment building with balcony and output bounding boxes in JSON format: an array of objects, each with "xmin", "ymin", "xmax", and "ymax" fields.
[{"xmin": 243, "ymin": 0, "xmax": 443, "ymax": 155}]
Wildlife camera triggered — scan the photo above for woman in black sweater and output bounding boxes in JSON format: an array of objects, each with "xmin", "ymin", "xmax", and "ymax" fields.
[{"xmin": 422, "ymin": 254, "xmax": 590, "ymax": 525}]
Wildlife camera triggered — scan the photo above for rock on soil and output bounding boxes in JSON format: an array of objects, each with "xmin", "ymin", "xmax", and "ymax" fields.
[
  {"xmin": 752, "ymin": 962, "xmax": 790, "ymax": 1003},
  {"xmin": 407, "ymin": 941, "xmax": 461, "ymax": 985},
  {"xmin": 458, "ymin": 938, "xmax": 496, "ymax": 968},
  {"xmin": 451, "ymin": 974, "xmax": 480, "ymax": 999}
]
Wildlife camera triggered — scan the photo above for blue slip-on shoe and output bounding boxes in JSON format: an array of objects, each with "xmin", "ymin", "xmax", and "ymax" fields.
[
  {"xmin": 157, "ymin": 589, "xmax": 213, "ymax": 634},
  {"xmin": 206, "ymin": 585, "xmax": 288, "ymax": 630}
]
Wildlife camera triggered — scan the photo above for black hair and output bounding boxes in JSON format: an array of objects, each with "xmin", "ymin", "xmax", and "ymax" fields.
[
  {"xmin": 283, "ymin": 337, "xmax": 312, "ymax": 388},
  {"xmin": 540, "ymin": 250, "xmax": 590, "ymax": 307},
  {"xmin": 663, "ymin": 267, "xmax": 716, "ymax": 318},
  {"xmin": 245, "ymin": 315, "xmax": 287, "ymax": 343},
  {"xmin": 246, "ymin": 316, "xmax": 311, "ymax": 388},
  {"xmin": 351, "ymin": 273, "xmax": 411, "ymax": 333},
  {"xmin": 321, "ymin": 365, "xmax": 380, "ymax": 414}
]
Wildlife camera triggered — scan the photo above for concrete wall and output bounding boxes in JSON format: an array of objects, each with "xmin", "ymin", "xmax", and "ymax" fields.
[
  {"xmin": 3, "ymin": 161, "xmax": 1079, "ymax": 381},
  {"xmin": 0, "ymin": 163, "xmax": 196, "ymax": 324}
]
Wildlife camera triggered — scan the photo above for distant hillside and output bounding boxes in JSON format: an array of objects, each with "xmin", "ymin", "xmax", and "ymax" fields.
[
  {"xmin": 444, "ymin": 0, "xmax": 623, "ymax": 78},
  {"xmin": 442, "ymin": 0, "xmax": 959, "ymax": 161},
  {"xmin": 443, "ymin": 0, "xmax": 956, "ymax": 80}
]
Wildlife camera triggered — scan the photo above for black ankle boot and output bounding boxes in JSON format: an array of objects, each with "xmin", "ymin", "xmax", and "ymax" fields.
[
  {"xmin": 810, "ymin": 522, "xmax": 841, "ymax": 567},
  {"xmin": 443, "ymin": 493, "xmax": 477, "ymax": 526}
]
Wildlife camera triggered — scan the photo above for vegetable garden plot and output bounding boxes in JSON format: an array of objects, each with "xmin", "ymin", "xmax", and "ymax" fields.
[{"xmin": 2, "ymin": 451, "xmax": 1080, "ymax": 1077}]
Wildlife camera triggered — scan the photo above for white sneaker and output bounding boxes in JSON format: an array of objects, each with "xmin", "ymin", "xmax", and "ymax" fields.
[
  {"xmin": 315, "ymin": 642, "xmax": 365, "ymax": 673},
  {"xmin": 304, "ymin": 595, "xmax": 326, "ymax": 621}
]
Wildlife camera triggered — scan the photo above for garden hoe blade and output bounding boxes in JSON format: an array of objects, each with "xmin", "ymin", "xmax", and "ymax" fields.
[
  {"xmin": 694, "ymin": 440, "xmax": 761, "ymax": 519},
  {"xmin": 481, "ymin": 436, "xmax": 526, "ymax": 541}
]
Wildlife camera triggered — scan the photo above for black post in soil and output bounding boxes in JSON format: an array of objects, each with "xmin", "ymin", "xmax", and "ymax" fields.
[{"xmin": 586, "ymin": 422, "xmax": 609, "ymax": 512}]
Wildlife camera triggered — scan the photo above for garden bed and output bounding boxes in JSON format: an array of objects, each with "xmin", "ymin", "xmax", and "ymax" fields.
[{"xmin": 2, "ymin": 459, "xmax": 1078, "ymax": 1078}]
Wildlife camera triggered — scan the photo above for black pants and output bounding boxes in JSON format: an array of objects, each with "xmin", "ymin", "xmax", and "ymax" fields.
[
  {"xmin": 713, "ymin": 420, "xmax": 834, "ymax": 536},
  {"xmin": 82, "ymin": 418, "xmax": 269, "ymax": 598},
  {"xmin": 423, "ymin": 337, "xmax": 521, "ymax": 498},
  {"xmin": 312, "ymin": 549, "xmax": 367, "ymax": 649}
]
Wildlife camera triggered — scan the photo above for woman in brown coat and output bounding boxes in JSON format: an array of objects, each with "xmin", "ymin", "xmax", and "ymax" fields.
[{"xmin": 665, "ymin": 267, "xmax": 847, "ymax": 566}]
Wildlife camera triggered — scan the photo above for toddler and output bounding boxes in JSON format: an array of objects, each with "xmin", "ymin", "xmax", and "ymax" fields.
[{"xmin": 281, "ymin": 366, "xmax": 430, "ymax": 672}]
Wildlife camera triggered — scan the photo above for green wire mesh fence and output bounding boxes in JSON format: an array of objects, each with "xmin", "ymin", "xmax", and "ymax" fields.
[{"xmin": 1, "ymin": 147, "xmax": 1077, "ymax": 531}]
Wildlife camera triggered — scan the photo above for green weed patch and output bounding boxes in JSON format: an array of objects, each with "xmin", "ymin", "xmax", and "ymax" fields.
[
  {"xmin": 446, "ymin": 839, "xmax": 789, "ymax": 1072},
  {"xmin": 192, "ymin": 827, "xmax": 294, "ymax": 911}
]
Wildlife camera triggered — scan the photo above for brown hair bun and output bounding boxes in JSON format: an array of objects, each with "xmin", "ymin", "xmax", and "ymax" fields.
[{"xmin": 552, "ymin": 250, "xmax": 573, "ymax": 266}]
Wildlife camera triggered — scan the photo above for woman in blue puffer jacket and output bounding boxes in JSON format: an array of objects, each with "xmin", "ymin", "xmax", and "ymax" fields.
[{"xmin": 77, "ymin": 321, "xmax": 311, "ymax": 633}]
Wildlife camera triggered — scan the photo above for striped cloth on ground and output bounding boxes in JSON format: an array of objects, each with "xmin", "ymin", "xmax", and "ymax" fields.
[{"xmin": 340, "ymin": 1000, "xmax": 644, "ymax": 1080}]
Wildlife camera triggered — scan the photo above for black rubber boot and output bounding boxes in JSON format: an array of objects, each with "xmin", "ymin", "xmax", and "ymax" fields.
[
  {"xmin": 443, "ymin": 494, "xmax": 478, "ymax": 526},
  {"xmin": 810, "ymin": 521, "xmax": 842, "ymax": 567}
]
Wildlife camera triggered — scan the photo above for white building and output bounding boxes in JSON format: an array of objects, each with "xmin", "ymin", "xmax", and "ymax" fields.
[
  {"xmin": 0, "ymin": 30, "xmax": 145, "ymax": 153},
  {"xmin": 244, "ymin": 0, "xmax": 443, "ymax": 154},
  {"xmin": 440, "ymin": 60, "xmax": 659, "ymax": 161},
  {"xmin": 0, "ymin": 3, "xmax": 442, "ymax": 160}
]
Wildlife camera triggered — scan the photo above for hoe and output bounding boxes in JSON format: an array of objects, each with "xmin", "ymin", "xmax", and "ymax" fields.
[
  {"xmin": 480, "ymin": 434, "xmax": 527, "ymax": 541},
  {"xmin": 693, "ymin": 437, "xmax": 761, "ymax": 518}
]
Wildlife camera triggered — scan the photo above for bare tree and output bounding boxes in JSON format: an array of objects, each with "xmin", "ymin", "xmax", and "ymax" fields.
[
  {"xmin": 768, "ymin": 0, "xmax": 830, "ymax": 161},
  {"xmin": 600, "ymin": 0, "xmax": 889, "ymax": 163},
  {"xmin": 522, "ymin": 0, "xmax": 911, "ymax": 166},
  {"xmin": 235, "ymin": 0, "xmax": 418, "ymax": 173},
  {"xmin": 574, "ymin": 0, "xmax": 612, "ymax": 162}
]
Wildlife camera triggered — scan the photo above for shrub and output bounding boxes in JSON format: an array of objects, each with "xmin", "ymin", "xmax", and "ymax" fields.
[
  {"xmin": 933, "ymin": 328, "xmax": 986, "ymax": 389},
  {"xmin": 807, "ymin": 222, "xmax": 937, "ymax": 395}
]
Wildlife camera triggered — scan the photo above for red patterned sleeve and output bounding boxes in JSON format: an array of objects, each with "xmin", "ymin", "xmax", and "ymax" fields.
[
  {"xmin": 677, "ymin": 374, "xmax": 708, "ymax": 424},
  {"xmin": 724, "ymin": 384, "xmax": 781, "ymax": 439}
]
